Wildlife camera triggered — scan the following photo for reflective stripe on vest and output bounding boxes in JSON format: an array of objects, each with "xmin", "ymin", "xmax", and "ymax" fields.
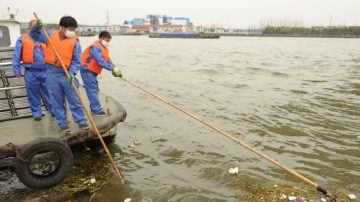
[
  {"xmin": 21, "ymin": 34, "xmax": 45, "ymax": 64},
  {"xmin": 81, "ymin": 40, "xmax": 109, "ymax": 74},
  {"xmin": 44, "ymin": 30, "xmax": 78, "ymax": 68}
]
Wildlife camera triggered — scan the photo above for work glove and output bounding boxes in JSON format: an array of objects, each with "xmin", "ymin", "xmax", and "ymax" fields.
[
  {"xmin": 68, "ymin": 72, "xmax": 75, "ymax": 84},
  {"xmin": 112, "ymin": 67, "xmax": 122, "ymax": 77},
  {"xmin": 37, "ymin": 19, "xmax": 44, "ymax": 29}
]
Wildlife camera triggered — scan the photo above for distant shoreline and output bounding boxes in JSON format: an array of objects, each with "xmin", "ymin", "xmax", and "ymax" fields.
[
  {"xmin": 218, "ymin": 33, "xmax": 360, "ymax": 39},
  {"xmin": 78, "ymin": 32, "xmax": 360, "ymax": 39}
]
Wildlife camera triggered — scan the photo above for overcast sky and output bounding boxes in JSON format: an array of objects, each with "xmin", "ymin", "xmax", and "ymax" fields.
[{"xmin": 1, "ymin": 0, "xmax": 360, "ymax": 28}]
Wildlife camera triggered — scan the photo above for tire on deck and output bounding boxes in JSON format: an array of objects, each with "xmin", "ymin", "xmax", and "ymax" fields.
[{"xmin": 15, "ymin": 138, "xmax": 73, "ymax": 189}]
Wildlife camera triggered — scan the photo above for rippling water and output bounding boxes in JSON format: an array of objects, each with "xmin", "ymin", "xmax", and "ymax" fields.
[{"xmin": 79, "ymin": 36, "xmax": 360, "ymax": 201}]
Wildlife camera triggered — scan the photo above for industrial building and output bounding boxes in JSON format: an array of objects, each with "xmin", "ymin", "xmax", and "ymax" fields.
[
  {"xmin": 127, "ymin": 14, "xmax": 193, "ymax": 33},
  {"xmin": 76, "ymin": 24, "xmax": 130, "ymax": 35}
]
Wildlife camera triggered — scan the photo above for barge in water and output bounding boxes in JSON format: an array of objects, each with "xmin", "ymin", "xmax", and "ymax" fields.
[
  {"xmin": 149, "ymin": 32, "xmax": 220, "ymax": 39},
  {"xmin": 0, "ymin": 18, "xmax": 126, "ymax": 189}
]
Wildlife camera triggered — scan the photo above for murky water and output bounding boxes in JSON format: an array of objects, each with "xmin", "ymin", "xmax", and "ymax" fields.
[
  {"xmin": 0, "ymin": 36, "xmax": 352, "ymax": 201},
  {"xmin": 1, "ymin": 36, "xmax": 359, "ymax": 201},
  {"xmin": 79, "ymin": 36, "xmax": 360, "ymax": 201}
]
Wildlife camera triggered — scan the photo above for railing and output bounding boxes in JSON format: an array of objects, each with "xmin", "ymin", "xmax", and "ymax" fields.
[{"xmin": 0, "ymin": 48, "xmax": 47, "ymax": 121}]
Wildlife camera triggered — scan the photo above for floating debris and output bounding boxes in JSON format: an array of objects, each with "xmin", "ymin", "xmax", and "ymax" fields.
[
  {"xmin": 1, "ymin": 150, "xmax": 114, "ymax": 201},
  {"xmin": 228, "ymin": 167, "xmax": 239, "ymax": 174},
  {"xmin": 274, "ymin": 184, "xmax": 278, "ymax": 188},
  {"xmin": 89, "ymin": 178, "xmax": 96, "ymax": 184},
  {"xmin": 133, "ymin": 136, "xmax": 142, "ymax": 145},
  {"xmin": 348, "ymin": 194, "xmax": 357, "ymax": 200},
  {"xmin": 233, "ymin": 176, "xmax": 348, "ymax": 202},
  {"xmin": 128, "ymin": 144, "xmax": 135, "ymax": 148},
  {"xmin": 295, "ymin": 197, "xmax": 306, "ymax": 202},
  {"xmin": 320, "ymin": 197, "xmax": 327, "ymax": 202},
  {"xmin": 1, "ymin": 151, "xmax": 350, "ymax": 201},
  {"xmin": 124, "ymin": 198, "xmax": 132, "ymax": 202},
  {"xmin": 288, "ymin": 196, "xmax": 297, "ymax": 201}
]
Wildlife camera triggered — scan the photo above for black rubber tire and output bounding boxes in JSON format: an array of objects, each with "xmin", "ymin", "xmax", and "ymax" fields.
[{"xmin": 15, "ymin": 138, "xmax": 73, "ymax": 189}]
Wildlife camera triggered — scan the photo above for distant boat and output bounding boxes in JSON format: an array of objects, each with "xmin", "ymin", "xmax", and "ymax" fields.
[
  {"xmin": 78, "ymin": 33, "xmax": 95, "ymax": 37},
  {"xmin": 149, "ymin": 32, "xmax": 220, "ymax": 39},
  {"xmin": 112, "ymin": 32, "xmax": 144, "ymax": 36}
]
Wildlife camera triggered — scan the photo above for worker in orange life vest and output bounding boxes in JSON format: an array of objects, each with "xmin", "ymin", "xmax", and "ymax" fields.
[
  {"xmin": 12, "ymin": 19, "xmax": 55, "ymax": 121},
  {"xmin": 31, "ymin": 16, "xmax": 89, "ymax": 133},
  {"xmin": 80, "ymin": 31, "xmax": 122, "ymax": 116}
]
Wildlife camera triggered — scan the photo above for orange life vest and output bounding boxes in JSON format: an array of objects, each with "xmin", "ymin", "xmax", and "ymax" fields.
[
  {"xmin": 21, "ymin": 34, "xmax": 46, "ymax": 64},
  {"xmin": 44, "ymin": 30, "xmax": 79, "ymax": 68},
  {"xmin": 81, "ymin": 40, "xmax": 109, "ymax": 74}
]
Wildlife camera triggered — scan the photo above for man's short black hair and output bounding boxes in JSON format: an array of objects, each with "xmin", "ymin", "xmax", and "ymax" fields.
[
  {"xmin": 99, "ymin": 31, "xmax": 112, "ymax": 39},
  {"xmin": 59, "ymin": 16, "xmax": 78, "ymax": 28}
]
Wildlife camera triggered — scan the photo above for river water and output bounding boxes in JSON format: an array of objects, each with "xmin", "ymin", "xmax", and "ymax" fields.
[{"xmin": 79, "ymin": 36, "xmax": 359, "ymax": 201}]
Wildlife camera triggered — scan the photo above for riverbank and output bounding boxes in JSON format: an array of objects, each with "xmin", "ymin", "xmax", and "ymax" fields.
[
  {"xmin": 218, "ymin": 33, "xmax": 360, "ymax": 38},
  {"xmin": 120, "ymin": 32, "xmax": 360, "ymax": 39}
]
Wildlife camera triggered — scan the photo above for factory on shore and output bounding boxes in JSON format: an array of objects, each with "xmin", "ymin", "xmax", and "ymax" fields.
[
  {"xmin": 75, "ymin": 14, "xmax": 193, "ymax": 35},
  {"xmin": 77, "ymin": 24, "xmax": 130, "ymax": 35},
  {"xmin": 126, "ymin": 15, "xmax": 193, "ymax": 33},
  {"xmin": 74, "ymin": 14, "xmax": 263, "ymax": 35}
]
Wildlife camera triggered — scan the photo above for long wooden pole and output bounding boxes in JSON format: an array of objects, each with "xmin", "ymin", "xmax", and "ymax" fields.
[
  {"xmin": 33, "ymin": 13, "xmax": 125, "ymax": 184},
  {"xmin": 121, "ymin": 77, "xmax": 336, "ymax": 200}
]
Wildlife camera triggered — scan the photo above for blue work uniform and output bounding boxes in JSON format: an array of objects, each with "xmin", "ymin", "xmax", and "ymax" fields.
[
  {"xmin": 12, "ymin": 34, "xmax": 55, "ymax": 118},
  {"xmin": 30, "ymin": 26, "xmax": 87, "ymax": 128},
  {"xmin": 80, "ymin": 45, "xmax": 114, "ymax": 114}
]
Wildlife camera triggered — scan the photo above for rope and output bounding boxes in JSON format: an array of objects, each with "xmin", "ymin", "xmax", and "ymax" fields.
[{"xmin": 6, "ymin": 142, "xmax": 28, "ymax": 162}]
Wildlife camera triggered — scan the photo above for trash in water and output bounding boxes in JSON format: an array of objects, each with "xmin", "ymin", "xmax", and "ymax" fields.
[
  {"xmin": 89, "ymin": 178, "xmax": 96, "ymax": 184},
  {"xmin": 133, "ymin": 136, "xmax": 141, "ymax": 145},
  {"xmin": 124, "ymin": 198, "xmax": 131, "ymax": 202},
  {"xmin": 228, "ymin": 167, "xmax": 239, "ymax": 174},
  {"xmin": 281, "ymin": 194, "xmax": 287, "ymax": 199},
  {"xmin": 320, "ymin": 197, "xmax": 327, "ymax": 202},
  {"xmin": 128, "ymin": 144, "xmax": 135, "ymax": 148},
  {"xmin": 273, "ymin": 184, "xmax": 278, "ymax": 188},
  {"xmin": 82, "ymin": 178, "xmax": 95, "ymax": 184},
  {"xmin": 295, "ymin": 197, "xmax": 305, "ymax": 202},
  {"xmin": 348, "ymin": 194, "xmax": 357, "ymax": 200},
  {"xmin": 288, "ymin": 196, "xmax": 296, "ymax": 201}
]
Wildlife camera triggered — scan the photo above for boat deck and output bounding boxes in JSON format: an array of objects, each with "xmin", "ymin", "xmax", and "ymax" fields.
[
  {"xmin": 0, "ymin": 86, "xmax": 126, "ymax": 160},
  {"xmin": 0, "ymin": 86, "xmax": 126, "ymax": 146}
]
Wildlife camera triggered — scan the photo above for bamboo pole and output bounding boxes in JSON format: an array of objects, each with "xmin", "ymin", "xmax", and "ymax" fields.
[
  {"xmin": 121, "ymin": 77, "xmax": 336, "ymax": 200},
  {"xmin": 33, "ymin": 13, "xmax": 125, "ymax": 184}
]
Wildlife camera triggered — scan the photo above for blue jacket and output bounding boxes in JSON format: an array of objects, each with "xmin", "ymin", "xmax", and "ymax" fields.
[
  {"xmin": 30, "ymin": 26, "xmax": 82, "ymax": 76},
  {"xmin": 82, "ymin": 45, "xmax": 114, "ymax": 72},
  {"xmin": 12, "ymin": 34, "xmax": 46, "ymax": 75}
]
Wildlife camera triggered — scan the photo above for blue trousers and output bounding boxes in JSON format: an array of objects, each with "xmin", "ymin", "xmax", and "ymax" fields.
[
  {"xmin": 46, "ymin": 73, "xmax": 87, "ymax": 128},
  {"xmin": 80, "ymin": 69, "xmax": 103, "ymax": 113},
  {"xmin": 24, "ymin": 69, "xmax": 54, "ymax": 118}
]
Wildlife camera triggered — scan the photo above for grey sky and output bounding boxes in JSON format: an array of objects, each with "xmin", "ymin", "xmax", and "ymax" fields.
[{"xmin": 1, "ymin": 0, "xmax": 360, "ymax": 28}]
